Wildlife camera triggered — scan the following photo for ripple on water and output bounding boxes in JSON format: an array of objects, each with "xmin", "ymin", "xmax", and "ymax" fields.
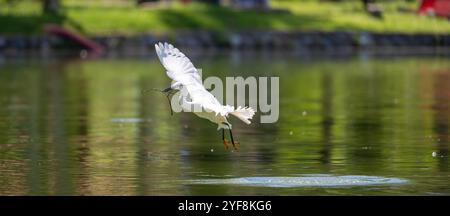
[{"xmin": 187, "ymin": 175, "xmax": 408, "ymax": 188}]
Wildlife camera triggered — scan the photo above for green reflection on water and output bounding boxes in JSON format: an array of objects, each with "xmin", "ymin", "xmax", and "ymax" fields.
[{"xmin": 0, "ymin": 54, "xmax": 448, "ymax": 195}]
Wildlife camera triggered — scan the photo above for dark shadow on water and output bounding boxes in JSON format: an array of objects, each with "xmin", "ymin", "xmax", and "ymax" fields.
[
  {"xmin": 319, "ymin": 71, "xmax": 334, "ymax": 167},
  {"xmin": 432, "ymin": 70, "xmax": 449, "ymax": 172}
]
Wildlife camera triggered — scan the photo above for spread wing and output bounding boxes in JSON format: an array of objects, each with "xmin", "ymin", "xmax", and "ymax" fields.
[
  {"xmin": 155, "ymin": 42, "xmax": 235, "ymax": 116},
  {"xmin": 154, "ymin": 42, "xmax": 202, "ymax": 85}
]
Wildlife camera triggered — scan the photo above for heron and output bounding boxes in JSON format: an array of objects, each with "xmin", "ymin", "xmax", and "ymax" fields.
[{"xmin": 154, "ymin": 42, "xmax": 255, "ymax": 150}]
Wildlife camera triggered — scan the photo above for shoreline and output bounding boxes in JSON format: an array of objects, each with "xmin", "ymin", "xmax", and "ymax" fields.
[{"xmin": 0, "ymin": 31, "xmax": 449, "ymax": 57}]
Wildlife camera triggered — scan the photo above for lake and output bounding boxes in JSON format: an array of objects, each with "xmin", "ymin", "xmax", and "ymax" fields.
[{"xmin": 0, "ymin": 51, "xmax": 448, "ymax": 195}]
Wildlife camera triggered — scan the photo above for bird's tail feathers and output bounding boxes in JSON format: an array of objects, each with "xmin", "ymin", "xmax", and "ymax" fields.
[{"xmin": 230, "ymin": 106, "xmax": 256, "ymax": 125}]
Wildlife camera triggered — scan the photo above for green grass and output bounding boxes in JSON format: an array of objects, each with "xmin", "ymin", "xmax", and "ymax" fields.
[{"xmin": 0, "ymin": 0, "xmax": 449, "ymax": 35}]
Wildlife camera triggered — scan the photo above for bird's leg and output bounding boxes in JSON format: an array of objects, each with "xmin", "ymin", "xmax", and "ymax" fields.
[
  {"xmin": 222, "ymin": 129, "xmax": 229, "ymax": 150},
  {"xmin": 221, "ymin": 122, "xmax": 239, "ymax": 151},
  {"xmin": 228, "ymin": 128, "xmax": 240, "ymax": 151}
]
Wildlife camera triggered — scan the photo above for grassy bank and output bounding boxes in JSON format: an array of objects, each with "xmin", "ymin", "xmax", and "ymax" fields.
[{"xmin": 0, "ymin": 0, "xmax": 449, "ymax": 35}]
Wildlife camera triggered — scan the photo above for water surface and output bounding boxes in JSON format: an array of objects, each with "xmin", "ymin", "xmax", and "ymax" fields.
[{"xmin": 0, "ymin": 52, "xmax": 448, "ymax": 195}]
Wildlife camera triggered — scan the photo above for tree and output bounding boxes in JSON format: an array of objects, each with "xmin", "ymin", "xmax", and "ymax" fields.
[
  {"xmin": 362, "ymin": 0, "xmax": 373, "ymax": 10},
  {"xmin": 42, "ymin": 0, "xmax": 60, "ymax": 14}
]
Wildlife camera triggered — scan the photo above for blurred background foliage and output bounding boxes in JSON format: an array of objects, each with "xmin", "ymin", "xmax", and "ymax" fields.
[{"xmin": 0, "ymin": 0, "xmax": 449, "ymax": 35}]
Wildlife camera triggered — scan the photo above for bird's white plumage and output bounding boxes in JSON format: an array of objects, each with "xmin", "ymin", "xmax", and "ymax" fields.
[
  {"xmin": 154, "ymin": 42, "xmax": 201, "ymax": 84},
  {"xmin": 155, "ymin": 42, "xmax": 255, "ymax": 130}
]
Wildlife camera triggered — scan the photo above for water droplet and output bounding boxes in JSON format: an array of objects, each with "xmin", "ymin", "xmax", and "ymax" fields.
[
  {"xmin": 289, "ymin": 131, "xmax": 293, "ymax": 135},
  {"xmin": 302, "ymin": 111, "xmax": 307, "ymax": 116}
]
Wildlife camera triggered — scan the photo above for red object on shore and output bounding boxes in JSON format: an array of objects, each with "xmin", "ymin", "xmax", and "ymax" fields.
[
  {"xmin": 44, "ymin": 25, "xmax": 104, "ymax": 56},
  {"xmin": 418, "ymin": 0, "xmax": 450, "ymax": 17}
]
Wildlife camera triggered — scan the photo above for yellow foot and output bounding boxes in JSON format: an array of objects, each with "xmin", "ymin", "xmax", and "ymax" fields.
[
  {"xmin": 224, "ymin": 139, "xmax": 240, "ymax": 151},
  {"xmin": 223, "ymin": 139, "xmax": 230, "ymax": 150},
  {"xmin": 232, "ymin": 141, "xmax": 240, "ymax": 151}
]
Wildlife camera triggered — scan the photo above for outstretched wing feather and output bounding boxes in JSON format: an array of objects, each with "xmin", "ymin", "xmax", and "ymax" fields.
[{"xmin": 155, "ymin": 42, "xmax": 201, "ymax": 84}]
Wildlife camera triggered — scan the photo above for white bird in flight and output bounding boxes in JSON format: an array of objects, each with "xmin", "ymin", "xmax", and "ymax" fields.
[{"xmin": 154, "ymin": 42, "xmax": 255, "ymax": 150}]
